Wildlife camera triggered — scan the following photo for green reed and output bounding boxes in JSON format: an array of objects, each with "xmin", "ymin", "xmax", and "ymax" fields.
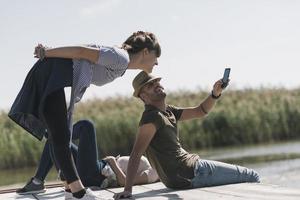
[{"xmin": 1, "ymin": 88, "xmax": 300, "ymax": 169}]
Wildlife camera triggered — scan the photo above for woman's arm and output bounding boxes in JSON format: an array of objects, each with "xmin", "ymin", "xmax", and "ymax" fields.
[
  {"xmin": 104, "ymin": 157, "xmax": 150, "ymax": 186},
  {"xmin": 103, "ymin": 156, "xmax": 126, "ymax": 186},
  {"xmin": 34, "ymin": 44, "xmax": 99, "ymax": 63}
]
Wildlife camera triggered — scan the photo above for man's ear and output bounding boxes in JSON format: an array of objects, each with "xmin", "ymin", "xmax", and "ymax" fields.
[
  {"xmin": 143, "ymin": 48, "xmax": 149, "ymax": 56},
  {"xmin": 139, "ymin": 92, "xmax": 146, "ymax": 102}
]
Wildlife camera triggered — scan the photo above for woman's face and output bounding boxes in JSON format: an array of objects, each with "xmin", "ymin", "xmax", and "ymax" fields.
[{"xmin": 142, "ymin": 49, "xmax": 158, "ymax": 73}]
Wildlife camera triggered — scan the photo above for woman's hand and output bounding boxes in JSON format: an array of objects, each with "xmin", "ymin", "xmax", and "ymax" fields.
[
  {"xmin": 103, "ymin": 156, "xmax": 116, "ymax": 165},
  {"xmin": 34, "ymin": 44, "xmax": 49, "ymax": 59}
]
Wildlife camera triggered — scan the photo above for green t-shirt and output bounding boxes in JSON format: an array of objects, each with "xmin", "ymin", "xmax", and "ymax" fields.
[{"xmin": 139, "ymin": 104, "xmax": 200, "ymax": 189}]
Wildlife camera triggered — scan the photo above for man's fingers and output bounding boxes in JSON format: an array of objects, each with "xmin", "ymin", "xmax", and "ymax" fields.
[
  {"xmin": 214, "ymin": 81, "xmax": 222, "ymax": 88},
  {"xmin": 113, "ymin": 193, "xmax": 123, "ymax": 199},
  {"xmin": 113, "ymin": 193, "xmax": 132, "ymax": 200}
]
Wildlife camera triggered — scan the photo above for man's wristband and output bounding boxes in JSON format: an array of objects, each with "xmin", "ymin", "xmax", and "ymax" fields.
[{"xmin": 211, "ymin": 90, "xmax": 221, "ymax": 99}]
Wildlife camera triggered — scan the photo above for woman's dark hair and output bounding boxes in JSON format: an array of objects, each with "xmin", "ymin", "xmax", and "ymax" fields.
[{"xmin": 122, "ymin": 31, "xmax": 161, "ymax": 57}]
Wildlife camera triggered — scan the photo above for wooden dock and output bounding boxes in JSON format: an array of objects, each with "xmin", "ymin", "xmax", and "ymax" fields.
[{"xmin": 1, "ymin": 182, "xmax": 300, "ymax": 199}]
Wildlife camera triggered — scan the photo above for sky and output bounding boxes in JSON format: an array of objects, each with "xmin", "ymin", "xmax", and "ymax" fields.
[{"xmin": 1, "ymin": 0, "xmax": 300, "ymax": 111}]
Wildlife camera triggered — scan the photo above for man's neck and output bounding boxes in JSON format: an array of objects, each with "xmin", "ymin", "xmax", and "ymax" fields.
[{"xmin": 148, "ymin": 100, "xmax": 166, "ymax": 111}]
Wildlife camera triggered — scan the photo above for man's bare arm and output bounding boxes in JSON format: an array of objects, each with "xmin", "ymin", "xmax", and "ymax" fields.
[
  {"xmin": 124, "ymin": 123, "xmax": 156, "ymax": 192},
  {"xmin": 179, "ymin": 79, "xmax": 224, "ymax": 121},
  {"xmin": 114, "ymin": 123, "xmax": 156, "ymax": 199}
]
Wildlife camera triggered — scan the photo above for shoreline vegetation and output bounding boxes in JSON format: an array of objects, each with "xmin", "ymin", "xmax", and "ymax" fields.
[{"xmin": 1, "ymin": 88, "xmax": 300, "ymax": 170}]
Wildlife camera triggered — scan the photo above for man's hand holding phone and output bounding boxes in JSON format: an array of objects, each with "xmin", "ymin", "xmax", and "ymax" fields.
[
  {"xmin": 221, "ymin": 68, "xmax": 230, "ymax": 89},
  {"xmin": 211, "ymin": 68, "xmax": 231, "ymax": 99}
]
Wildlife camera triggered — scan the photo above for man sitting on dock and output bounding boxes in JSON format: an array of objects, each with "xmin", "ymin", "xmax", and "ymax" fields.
[{"xmin": 114, "ymin": 71, "xmax": 260, "ymax": 199}]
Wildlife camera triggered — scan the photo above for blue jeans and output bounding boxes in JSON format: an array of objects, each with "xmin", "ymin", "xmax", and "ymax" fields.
[
  {"xmin": 72, "ymin": 120, "xmax": 106, "ymax": 187},
  {"xmin": 191, "ymin": 159, "xmax": 260, "ymax": 188},
  {"xmin": 34, "ymin": 120, "xmax": 106, "ymax": 187}
]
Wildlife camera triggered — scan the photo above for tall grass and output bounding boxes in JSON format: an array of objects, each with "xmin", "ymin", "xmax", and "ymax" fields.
[
  {"xmin": 0, "ymin": 111, "xmax": 44, "ymax": 169},
  {"xmin": 1, "ymin": 88, "xmax": 300, "ymax": 169}
]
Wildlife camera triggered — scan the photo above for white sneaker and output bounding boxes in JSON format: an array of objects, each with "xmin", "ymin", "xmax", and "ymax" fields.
[
  {"xmin": 65, "ymin": 191, "xmax": 73, "ymax": 200},
  {"xmin": 73, "ymin": 188, "xmax": 113, "ymax": 200}
]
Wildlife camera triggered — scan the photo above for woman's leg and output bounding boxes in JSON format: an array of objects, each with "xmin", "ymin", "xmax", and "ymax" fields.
[
  {"xmin": 15, "ymin": 141, "xmax": 52, "ymax": 194},
  {"xmin": 73, "ymin": 120, "xmax": 106, "ymax": 187},
  {"xmin": 48, "ymin": 141, "xmax": 78, "ymax": 181},
  {"xmin": 34, "ymin": 140, "xmax": 53, "ymax": 182},
  {"xmin": 43, "ymin": 89, "xmax": 84, "ymax": 193},
  {"xmin": 191, "ymin": 159, "xmax": 260, "ymax": 188}
]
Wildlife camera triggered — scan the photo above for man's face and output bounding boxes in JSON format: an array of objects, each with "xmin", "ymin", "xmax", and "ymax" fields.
[{"xmin": 140, "ymin": 79, "xmax": 166, "ymax": 102}]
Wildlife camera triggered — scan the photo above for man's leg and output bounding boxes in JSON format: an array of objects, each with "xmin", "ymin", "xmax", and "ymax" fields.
[{"xmin": 191, "ymin": 159, "xmax": 260, "ymax": 188}]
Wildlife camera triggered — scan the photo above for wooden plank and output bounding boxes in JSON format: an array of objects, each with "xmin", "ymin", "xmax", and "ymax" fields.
[
  {"xmin": 107, "ymin": 182, "xmax": 245, "ymax": 200},
  {"xmin": 34, "ymin": 187, "xmax": 115, "ymax": 200},
  {"xmin": 68, "ymin": 183, "xmax": 300, "ymax": 200},
  {"xmin": 0, "ymin": 182, "xmax": 63, "ymax": 194},
  {"xmin": 1, "ymin": 182, "xmax": 300, "ymax": 200},
  {"xmin": 1, "ymin": 193, "xmax": 36, "ymax": 200},
  {"xmin": 137, "ymin": 183, "xmax": 245, "ymax": 200},
  {"xmin": 33, "ymin": 187, "xmax": 64, "ymax": 200},
  {"xmin": 201, "ymin": 183, "xmax": 300, "ymax": 200},
  {"xmin": 92, "ymin": 188, "xmax": 115, "ymax": 199}
]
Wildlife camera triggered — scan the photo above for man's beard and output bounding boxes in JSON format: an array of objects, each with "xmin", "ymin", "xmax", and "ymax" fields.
[{"xmin": 151, "ymin": 90, "xmax": 166, "ymax": 101}]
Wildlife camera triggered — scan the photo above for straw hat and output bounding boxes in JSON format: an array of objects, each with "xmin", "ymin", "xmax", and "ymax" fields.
[{"xmin": 132, "ymin": 71, "xmax": 161, "ymax": 97}]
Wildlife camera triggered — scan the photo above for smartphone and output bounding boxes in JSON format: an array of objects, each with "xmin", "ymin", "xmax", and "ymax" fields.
[{"xmin": 221, "ymin": 68, "xmax": 231, "ymax": 88}]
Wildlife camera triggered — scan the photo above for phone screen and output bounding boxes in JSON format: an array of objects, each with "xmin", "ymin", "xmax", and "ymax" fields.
[{"xmin": 222, "ymin": 68, "xmax": 231, "ymax": 83}]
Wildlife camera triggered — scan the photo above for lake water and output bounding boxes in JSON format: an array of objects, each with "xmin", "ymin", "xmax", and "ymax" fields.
[
  {"xmin": 1, "ymin": 140, "xmax": 300, "ymax": 189},
  {"xmin": 199, "ymin": 140, "xmax": 300, "ymax": 189}
]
